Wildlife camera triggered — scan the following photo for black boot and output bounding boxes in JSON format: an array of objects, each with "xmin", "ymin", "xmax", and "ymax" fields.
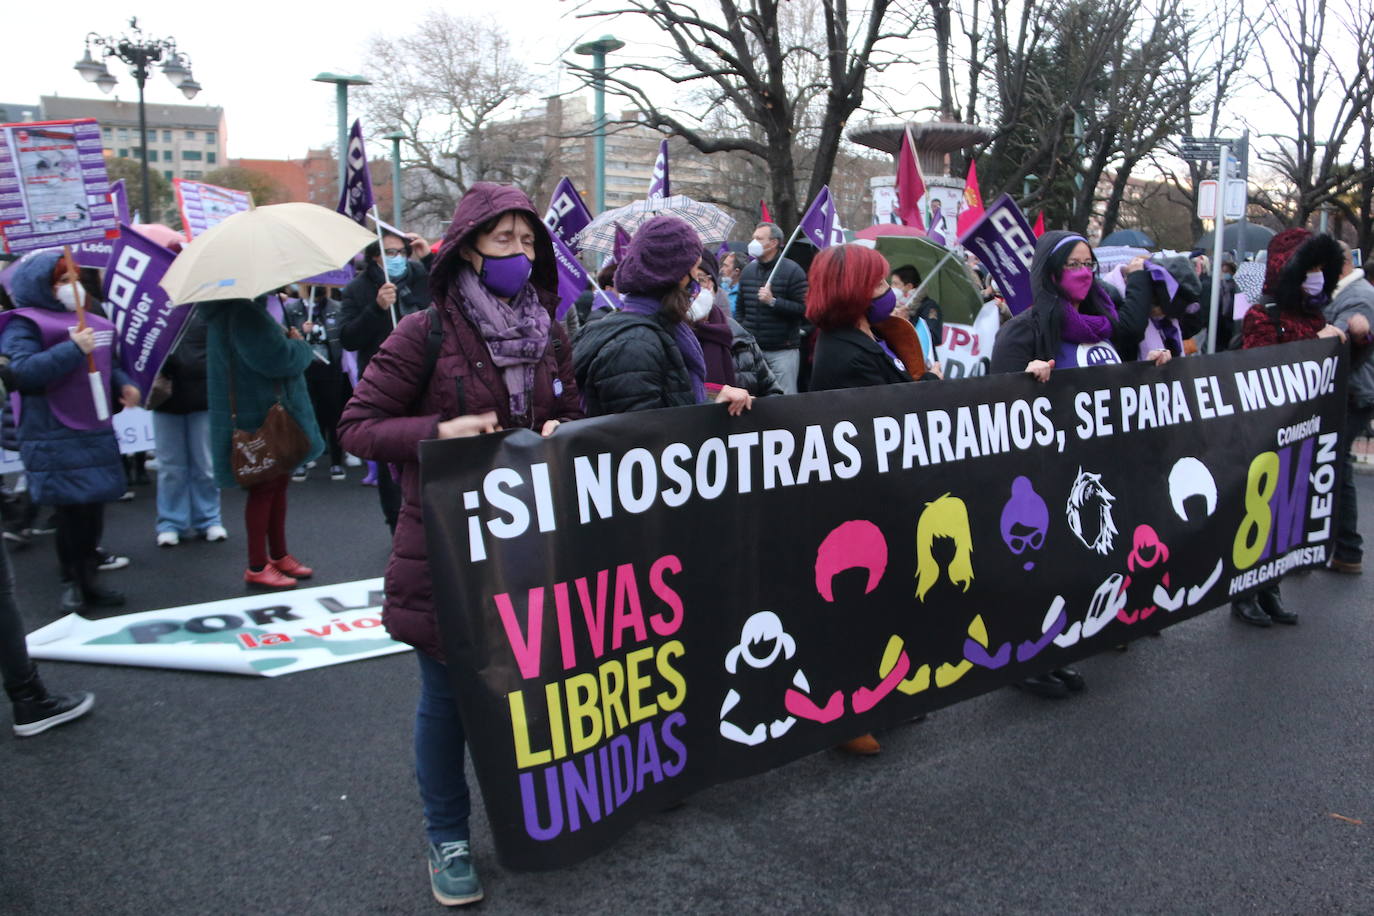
[
  {"xmin": 1256, "ymin": 583, "xmax": 1297, "ymax": 625},
  {"xmin": 60, "ymin": 582, "xmax": 86, "ymax": 614},
  {"xmin": 1015, "ymin": 673, "xmax": 1070, "ymax": 699},
  {"xmin": 1231, "ymin": 595, "xmax": 1272, "ymax": 627},
  {"xmin": 7, "ymin": 665, "xmax": 94, "ymax": 737},
  {"xmin": 77, "ymin": 557, "xmax": 124, "ymax": 609},
  {"xmin": 1051, "ymin": 667, "xmax": 1086, "ymax": 692}
]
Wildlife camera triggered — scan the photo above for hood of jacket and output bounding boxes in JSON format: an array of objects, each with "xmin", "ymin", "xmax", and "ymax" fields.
[
  {"xmin": 429, "ymin": 183, "xmax": 558, "ymax": 303},
  {"xmin": 8, "ymin": 249, "xmax": 66, "ymax": 312},
  {"xmin": 1276, "ymin": 233, "xmax": 1344, "ymax": 314}
]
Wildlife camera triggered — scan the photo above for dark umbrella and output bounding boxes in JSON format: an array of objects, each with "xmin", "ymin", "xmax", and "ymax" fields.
[
  {"xmin": 1101, "ymin": 229, "xmax": 1155, "ymax": 248},
  {"xmin": 1193, "ymin": 223, "xmax": 1276, "ymax": 257}
]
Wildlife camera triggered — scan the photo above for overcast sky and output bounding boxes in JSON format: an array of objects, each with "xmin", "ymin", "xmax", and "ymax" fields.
[{"xmin": 2, "ymin": 0, "xmax": 634, "ymax": 160}]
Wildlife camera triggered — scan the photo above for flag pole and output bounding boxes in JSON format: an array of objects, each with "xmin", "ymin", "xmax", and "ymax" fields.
[
  {"xmin": 61, "ymin": 246, "xmax": 110, "ymax": 421},
  {"xmin": 367, "ymin": 208, "xmax": 396, "ymax": 328},
  {"xmin": 765, "ymin": 223, "xmax": 806, "ymax": 288}
]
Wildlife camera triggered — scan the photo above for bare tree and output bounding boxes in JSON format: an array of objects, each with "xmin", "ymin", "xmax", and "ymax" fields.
[
  {"xmin": 566, "ymin": 0, "xmax": 914, "ymax": 229},
  {"xmin": 358, "ymin": 13, "xmax": 544, "ymax": 228},
  {"xmin": 1251, "ymin": 0, "xmax": 1374, "ymax": 227}
]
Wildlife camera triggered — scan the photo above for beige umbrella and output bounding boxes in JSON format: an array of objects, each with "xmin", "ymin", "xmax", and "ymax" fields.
[{"xmin": 159, "ymin": 202, "xmax": 375, "ymax": 305}]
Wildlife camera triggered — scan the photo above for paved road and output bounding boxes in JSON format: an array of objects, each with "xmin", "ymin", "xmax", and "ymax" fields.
[{"xmin": 2, "ymin": 467, "xmax": 1371, "ymax": 914}]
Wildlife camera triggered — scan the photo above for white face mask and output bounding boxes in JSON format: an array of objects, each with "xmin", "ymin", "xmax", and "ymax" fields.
[
  {"xmin": 747, "ymin": 239, "xmax": 766, "ymax": 259},
  {"xmin": 688, "ymin": 288, "xmax": 715, "ymax": 322},
  {"xmin": 54, "ymin": 283, "xmax": 82, "ymax": 311}
]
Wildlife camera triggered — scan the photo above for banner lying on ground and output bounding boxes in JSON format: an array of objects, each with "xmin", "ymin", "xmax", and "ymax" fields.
[
  {"xmin": 422, "ymin": 338, "xmax": 1347, "ymax": 869},
  {"xmin": 0, "ymin": 119, "xmax": 118, "ymax": 254},
  {"xmin": 27, "ymin": 577, "xmax": 408, "ymax": 676}
]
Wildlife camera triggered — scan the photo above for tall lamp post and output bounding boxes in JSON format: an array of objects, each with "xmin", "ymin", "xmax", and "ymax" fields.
[
  {"xmin": 75, "ymin": 17, "xmax": 202, "ymax": 222},
  {"xmin": 574, "ymin": 35, "xmax": 624, "ymax": 214},
  {"xmin": 383, "ymin": 130, "xmax": 406, "ymax": 228},
  {"xmin": 312, "ymin": 73, "xmax": 371, "ymax": 201}
]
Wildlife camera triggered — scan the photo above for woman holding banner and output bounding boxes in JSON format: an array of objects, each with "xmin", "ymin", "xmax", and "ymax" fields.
[
  {"xmin": 0, "ymin": 250, "xmax": 139, "ymax": 614},
  {"xmin": 1230, "ymin": 228, "xmax": 1346, "ymax": 627},
  {"xmin": 990, "ymin": 231, "xmax": 1170, "ymax": 698},
  {"xmin": 338, "ymin": 183, "xmax": 583, "ymax": 908},
  {"xmin": 573, "ymin": 215, "xmax": 754, "ymax": 416}
]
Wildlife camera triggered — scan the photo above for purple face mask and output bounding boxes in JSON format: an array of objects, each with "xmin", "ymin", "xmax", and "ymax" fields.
[
  {"xmin": 867, "ymin": 287, "xmax": 897, "ymax": 323},
  {"xmin": 478, "ymin": 251, "xmax": 533, "ymax": 298},
  {"xmin": 1060, "ymin": 267, "xmax": 1095, "ymax": 302}
]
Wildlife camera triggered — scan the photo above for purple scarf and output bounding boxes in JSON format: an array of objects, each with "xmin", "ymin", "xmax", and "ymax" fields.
[
  {"xmin": 691, "ymin": 306, "xmax": 737, "ymax": 388},
  {"xmin": 1060, "ymin": 290, "xmax": 1118, "ymax": 344},
  {"xmin": 620, "ymin": 293, "xmax": 707, "ymax": 403},
  {"xmin": 454, "ymin": 266, "xmax": 551, "ymax": 421}
]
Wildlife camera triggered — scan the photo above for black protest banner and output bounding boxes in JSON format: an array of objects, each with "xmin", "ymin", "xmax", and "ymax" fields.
[{"xmin": 421, "ymin": 338, "xmax": 1347, "ymax": 870}]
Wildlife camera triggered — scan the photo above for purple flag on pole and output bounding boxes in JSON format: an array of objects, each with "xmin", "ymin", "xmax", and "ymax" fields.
[
  {"xmin": 544, "ymin": 177, "xmax": 593, "ymax": 249},
  {"xmin": 110, "ymin": 180, "xmax": 130, "ymax": 228},
  {"xmin": 957, "ymin": 194, "xmax": 1036, "ymax": 315},
  {"xmin": 100, "ymin": 224, "xmax": 194, "ymax": 399},
  {"xmin": 715, "ymin": 241, "xmax": 732, "ymax": 262},
  {"xmin": 551, "ymin": 232, "xmax": 593, "ymax": 320},
  {"xmin": 798, "ymin": 186, "xmax": 846, "ymax": 249},
  {"xmin": 647, "ymin": 139, "xmax": 670, "ymax": 198},
  {"xmin": 337, "ymin": 119, "xmax": 375, "ymax": 225},
  {"xmin": 928, "ymin": 224, "xmax": 946, "ymax": 247},
  {"xmin": 613, "ymin": 223, "xmax": 632, "ymax": 263}
]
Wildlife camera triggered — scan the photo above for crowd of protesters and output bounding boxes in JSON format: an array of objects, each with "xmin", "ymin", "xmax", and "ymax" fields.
[{"xmin": 1, "ymin": 178, "xmax": 1371, "ymax": 909}]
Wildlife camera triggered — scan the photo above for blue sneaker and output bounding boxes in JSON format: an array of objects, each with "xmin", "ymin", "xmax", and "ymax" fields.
[{"xmin": 428, "ymin": 840, "xmax": 483, "ymax": 906}]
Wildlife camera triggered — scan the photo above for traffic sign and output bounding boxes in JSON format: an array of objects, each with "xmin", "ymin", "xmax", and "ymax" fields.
[
  {"xmin": 1179, "ymin": 136, "xmax": 1237, "ymax": 162},
  {"xmin": 1196, "ymin": 179, "xmax": 1248, "ymax": 219}
]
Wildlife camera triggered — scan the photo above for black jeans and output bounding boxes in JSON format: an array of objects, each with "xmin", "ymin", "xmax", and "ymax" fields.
[
  {"xmin": 0, "ymin": 539, "xmax": 35, "ymax": 695},
  {"xmin": 305, "ymin": 363, "xmax": 350, "ymax": 467},
  {"xmin": 54, "ymin": 503, "xmax": 104, "ymax": 583},
  {"xmin": 1336, "ymin": 404, "xmax": 1373, "ymax": 563}
]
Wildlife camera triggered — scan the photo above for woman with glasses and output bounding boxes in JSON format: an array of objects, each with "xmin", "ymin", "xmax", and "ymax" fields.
[{"xmin": 989, "ymin": 230, "xmax": 1166, "ymax": 699}]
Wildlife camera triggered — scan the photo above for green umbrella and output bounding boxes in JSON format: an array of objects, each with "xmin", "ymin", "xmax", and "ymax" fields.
[{"xmin": 872, "ymin": 235, "xmax": 983, "ymax": 324}]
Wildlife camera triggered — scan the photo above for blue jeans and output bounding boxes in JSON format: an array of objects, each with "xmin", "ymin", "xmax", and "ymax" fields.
[
  {"xmin": 153, "ymin": 411, "xmax": 221, "ymax": 535},
  {"xmin": 415, "ymin": 653, "xmax": 471, "ymax": 843}
]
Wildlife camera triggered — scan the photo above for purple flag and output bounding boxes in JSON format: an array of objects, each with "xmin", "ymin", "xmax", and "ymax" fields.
[
  {"xmin": 798, "ymin": 186, "xmax": 846, "ymax": 249},
  {"xmin": 550, "ymin": 233, "xmax": 593, "ymax": 320},
  {"xmin": 928, "ymin": 224, "xmax": 946, "ymax": 247},
  {"xmin": 110, "ymin": 179, "xmax": 130, "ymax": 227},
  {"xmin": 544, "ymin": 177, "xmax": 593, "ymax": 248},
  {"xmin": 647, "ymin": 139, "xmax": 670, "ymax": 198},
  {"xmin": 1143, "ymin": 260, "xmax": 1180, "ymax": 301},
  {"xmin": 613, "ymin": 223, "xmax": 632, "ymax": 263},
  {"xmin": 337, "ymin": 119, "xmax": 375, "ymax": 225},
  {"xmin": 715, "ymin": 241, "xmax": 732, "ymax": 262},
  {"xmin": 957, "ymin": 194, "xmax": 1036, "ymax": 315},
  {"xmin": 100, "ymin": 224, "xmax": 194, "ymax": 400}
]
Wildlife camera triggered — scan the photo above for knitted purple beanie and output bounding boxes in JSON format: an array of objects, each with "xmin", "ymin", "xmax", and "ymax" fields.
[{"xmin": 614, "ymin": 216, "xmax": 703, "ymax": 295}]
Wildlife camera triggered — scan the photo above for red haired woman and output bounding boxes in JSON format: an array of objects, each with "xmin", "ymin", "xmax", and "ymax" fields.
[{"xmin": 807, "ymin": 244, "xmax": 926, "ymax": 391}]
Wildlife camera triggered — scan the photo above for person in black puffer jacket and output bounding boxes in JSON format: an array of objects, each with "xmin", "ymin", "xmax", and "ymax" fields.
[
  {"xmin": 149, "ymin": 308, "xmax": 224, "ymax": 547},
  {"xmin": 574, "ymin": 217, "xmax": 754, "ymax": 417},
  {"xmin": 736, "ymin": 222, "xmax": 809, "ymax": 394},
  {"xmin": 687, "ymin": 247, "xmax": 782, "ymax": 398}
]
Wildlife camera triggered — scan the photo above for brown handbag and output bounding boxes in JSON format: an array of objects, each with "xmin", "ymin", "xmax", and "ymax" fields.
[{"xmin": 227, "ymin": 360, "xmax": 310, "ymax": 488}]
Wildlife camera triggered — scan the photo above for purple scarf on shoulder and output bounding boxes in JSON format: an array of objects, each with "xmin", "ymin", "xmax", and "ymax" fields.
[
  {"xmin": 454, "ymin": 266, "xmax": 551, "ymax": 420},
  {"xmin": 620, "ymin": 293, "xmax": 708, "ymax": 403},
  {"xmin": 1060, "ymin": 288, "xmax": 1118, "ymax": 344}
]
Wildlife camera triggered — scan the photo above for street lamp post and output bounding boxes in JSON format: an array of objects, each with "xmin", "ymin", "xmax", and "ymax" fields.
[
  {"xmin": 312, "ymin": 73, "xmax": 371, "ymax": 201},
  {"xmin": 574, "ymin": 35, "xmax": 625, "ymax": 214},
  {"xmin": 383, "ymin": 130, "xmax": 406, "ymax": 228},
  {"xmin": 75, "ymin": 17, "xmax": 202, "ymax": 222}
]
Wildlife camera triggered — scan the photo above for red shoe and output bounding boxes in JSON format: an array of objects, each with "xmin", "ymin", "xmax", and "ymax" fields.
[
  {"xmin": 270, "ymin": 555, "xmax": 313, "ymax": 579},
  {"xmin": 245, "ymin": 566, "xmax": 297, "ymax": 588}
]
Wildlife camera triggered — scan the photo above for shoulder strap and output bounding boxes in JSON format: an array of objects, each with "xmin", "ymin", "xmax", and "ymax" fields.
[{"xmin": 409, "ymin": 305, "xmax": 445, "ymax": 413}]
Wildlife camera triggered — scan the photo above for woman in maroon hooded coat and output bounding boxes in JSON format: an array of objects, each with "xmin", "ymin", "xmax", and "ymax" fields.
[{"xmin": 338, "ymin": 183, "xmax": 582, "ymax": 906}]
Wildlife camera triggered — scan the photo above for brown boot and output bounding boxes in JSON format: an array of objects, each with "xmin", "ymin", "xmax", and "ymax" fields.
[{"xmin": 837, "ymin": 733, "xmax": 881, "ymax": 755}]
